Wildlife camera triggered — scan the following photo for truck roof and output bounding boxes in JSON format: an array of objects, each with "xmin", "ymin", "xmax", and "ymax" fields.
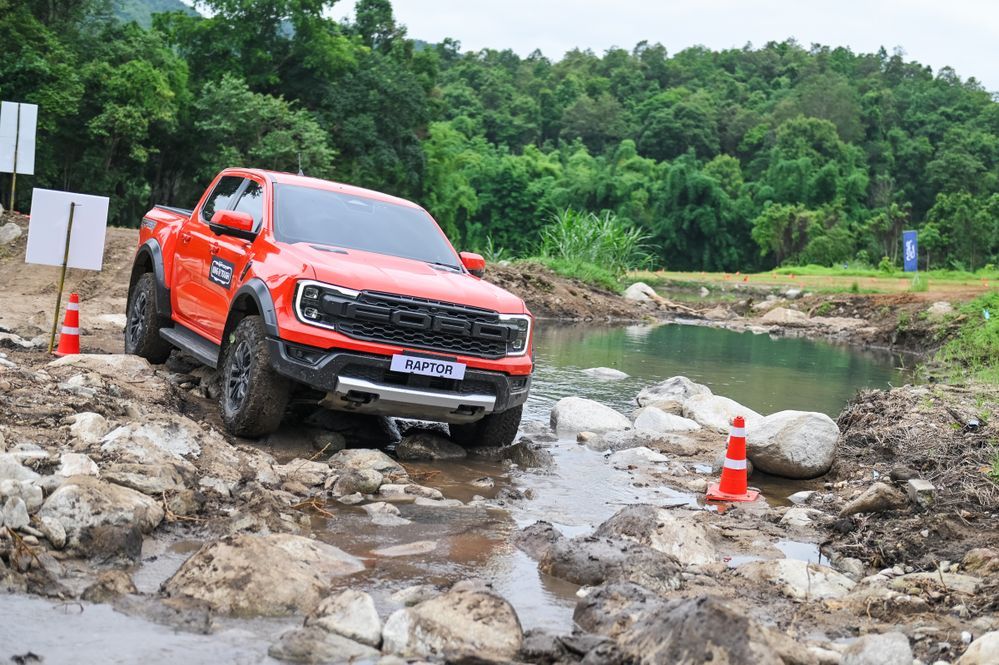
[{"xmin": 232, "ymin": 168, "xmax": 423, "ymax": 210}]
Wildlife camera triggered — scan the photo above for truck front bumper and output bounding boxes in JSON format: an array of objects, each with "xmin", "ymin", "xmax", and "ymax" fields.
[{"xmin": 267, "ymin": 339, "xmax": 531, "ymax": 424}]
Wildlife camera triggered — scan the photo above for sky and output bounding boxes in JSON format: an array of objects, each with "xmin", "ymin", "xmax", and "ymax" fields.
[{"xmin": 330, "ymin": 0, "xmax": 999, "ymax": 92}]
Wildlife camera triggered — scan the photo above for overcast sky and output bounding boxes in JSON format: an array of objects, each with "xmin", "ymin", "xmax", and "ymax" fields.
[{"xmin": 330, "ymin": 0, "xmax": 999, "ymax": 92}]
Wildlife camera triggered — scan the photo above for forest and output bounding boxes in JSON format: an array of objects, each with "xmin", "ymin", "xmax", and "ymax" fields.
[{"xmin": 2, "ymin": 0, "xmax": 998, "ymax": 272}]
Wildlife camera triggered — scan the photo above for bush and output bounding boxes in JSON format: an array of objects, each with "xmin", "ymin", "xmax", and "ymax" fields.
[
  {"xmin": 878, "ymin": 256, "xmax": 895, "ymax": 274},
  {"xmin": 539, "ymin": 208, "xmax": 651, "ymax": 278},
  {"xmin": 935, "ymin": 293, "xmax": 999, "ymax": 382},
  {"xmin": 910, "ymin": 274, "xmax": 929, "ymax": 292}
]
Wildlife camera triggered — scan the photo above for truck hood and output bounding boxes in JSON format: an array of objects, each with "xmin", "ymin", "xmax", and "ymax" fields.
[{"xmin": 286, "ymin": 244, "xmax": 527, "ymax": 314}]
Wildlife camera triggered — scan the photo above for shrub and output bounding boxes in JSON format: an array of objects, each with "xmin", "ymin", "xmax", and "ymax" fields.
[{"xmin": 539, "ymin": 208, "xmax": 651, "ymax": 278}]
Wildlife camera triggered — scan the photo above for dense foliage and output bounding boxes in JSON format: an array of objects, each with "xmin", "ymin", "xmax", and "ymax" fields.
[{"xmin": 3, "ymin": 0, "xmax": 998, "ymax": 271}]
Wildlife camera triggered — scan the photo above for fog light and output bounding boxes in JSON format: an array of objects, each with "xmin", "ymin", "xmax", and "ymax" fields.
[
  {"xmin": 303, "ymin": 286, "xmax": 320, "ymax": 300},
  {"xmin": 303, "ymin": 307, "xmax": 319, "ymax": 319},
  {"xmin": 511, "ymin": 339, "xmax": 523, "ymax": 350}
]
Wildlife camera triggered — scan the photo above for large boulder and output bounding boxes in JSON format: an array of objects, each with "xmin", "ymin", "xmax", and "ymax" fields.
[
  {"xmin": 396, "ymin": 431, "xmax": 467, "ymax": 461},
  {"xmin": 550, "ymin": 397, "xmax": 630, "ymax": 434},
  {"xmin": 633, "ymin": 407, "xmax": 701, "ymax": 433},
  {"xmin": 623, "ymin": 282, "xmax": 661, "ymax": 302},
  {"xmin": 635, "ymin": 376, "xmax": 710, "ymax": 408},
  {"xmin": 736, "ymin": 559, "xmax": 855, "ymax": 600},
  {"xmin": 382, "ymin": 586, "xmax": 523, "ymax": 662},
  {"xmin": 163, "ymin": 534, "xmax": 365, "ymax": 617},
  {"xmin": 593, "ymin": 504, "xmax": 717, "ymax": 567},
  {"xmin": 746, "ymin": 410, "xmax": 839, "ymax": 479},
  {"xmin": 682, "ymin": 394, "xmax": 762, "ymax": 433},
  {"xmin": 329, "ymin": 449, "xmax": 406, "ymax": 479},
  {"xmin": 37, "ymin": 477, "xmax": 164, "ymax": 547},
  {"xmin": 957, "ymin": 631, "xmax": 999, "ymax": 665}
]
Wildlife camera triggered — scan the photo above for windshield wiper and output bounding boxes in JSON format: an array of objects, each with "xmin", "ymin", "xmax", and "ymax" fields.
[{"xmin": 426, "ymin": 261, "xmax": 462, "ymax": 273}]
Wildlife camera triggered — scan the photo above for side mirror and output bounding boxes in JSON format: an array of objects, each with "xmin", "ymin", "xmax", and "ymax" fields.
[
  {"xmin": 460, "ymin": 252, "xmax": 486, "ymax": 278},
  {"xmin": 209, "ymin": 210, "xmax": 256, "ymax": 241}
]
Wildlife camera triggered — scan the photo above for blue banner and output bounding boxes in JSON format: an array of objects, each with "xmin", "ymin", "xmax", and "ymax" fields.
[{"xmin": 903, "ymin": 230, "xmax": 918, "ymax": 272}]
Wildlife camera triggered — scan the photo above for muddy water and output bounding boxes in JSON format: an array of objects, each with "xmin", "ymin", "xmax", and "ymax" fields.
[{"xmin": 1, "ymin": 322, "xmax": 907, "ymax": 661}]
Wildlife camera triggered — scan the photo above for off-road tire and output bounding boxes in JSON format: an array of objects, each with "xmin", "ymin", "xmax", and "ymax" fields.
[
  {"xmin": 124, "ymin": 273, "xmax": 173, "ymax": 364},
  {"xmin": 450, "ymin": 404, "xmax": 523, "ymax": 448},
  {"xmin": 220, "ymin": 315, "xmax": 290, "ymax": 437}
]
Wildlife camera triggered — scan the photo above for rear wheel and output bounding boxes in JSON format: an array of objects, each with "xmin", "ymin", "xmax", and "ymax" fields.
[
  {"xmin": 220, "ymin": 315, "xmax": 290, "ymax": 437},
  {"xmin": 124, "ymin": 273, "xmax": 172, "ymax": 364},
  {"xmin": 449, "ymin": 404, "xmax": 522, "ymax": 448}
]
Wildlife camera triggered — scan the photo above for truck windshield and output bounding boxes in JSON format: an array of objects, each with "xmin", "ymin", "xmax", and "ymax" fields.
[{"xmin": 273, "ymin": 184, "xmax": 460, "ymax": 269}]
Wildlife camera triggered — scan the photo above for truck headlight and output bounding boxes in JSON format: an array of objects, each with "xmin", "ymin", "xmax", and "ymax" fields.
[
  {"xmin": 295, "ymin": 280, "xmax": 359, "ymax": 330},
  {"xmin": 500, "ymin": 314, "xmax": 532, "ymax": 356}
]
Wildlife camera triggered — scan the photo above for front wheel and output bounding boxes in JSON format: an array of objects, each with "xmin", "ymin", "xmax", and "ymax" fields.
[
  {"xmin": 450, "ymin": 404, "xmax": 522, "ymax": 448},
  {"xmin": 220, "ymin": 316, "xmax": 290, "ymax": 437}
]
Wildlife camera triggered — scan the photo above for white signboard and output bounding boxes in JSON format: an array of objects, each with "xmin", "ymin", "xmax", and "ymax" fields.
[
  {"xmin": 0, "ymin": 101, "xmax": 38, "ymax": 175},
  {"xmin": 25, "ymin": 188, "xmax": 109, "ymax": 271}
]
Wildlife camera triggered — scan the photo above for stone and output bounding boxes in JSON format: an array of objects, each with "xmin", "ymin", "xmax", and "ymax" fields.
[
  {"xmin": 956, "ymin": 631, "xmax": 999, "ymax": 664},
  {"xmin": 746, "ymin": 410, "xmax": 839, "ymax": 479},
  {"xmin": 623, "ymin": 282, "xmax": 660, "ymax": 302},
  {"xmin": 381, "ymin": 587, "xmax": 523, "ymax": 662},
  {"xmin": 468, "ymin": 441, "xmax": 554, "ymax": 469},
  {"xmin": 784, "ymin": 289, "xmax": 803, "ymax": 300},
  {"xmin": 272, "ymin": 459, "xmax": 332, "ymax": 487},
  {"xmin": 594, "ymin": 504, "xmax": 716, "ymax": 567},
  {"xmin": 550, "ymin": 397, "xmax": 631, "ymax": 434},
  {"xmin": 699, "ymin": 286, "xmax": 710, "ymax": 298},
  {"xmin": 372, "ymin": 540, "xmax": 438, "ymax": 557},
  {"xmin": 76, "ymin": 524, "xmax": 144, "ymax": 562},
  {"xmin": 788, "ymin": 490, "xmax": 816, "ymax": 505},
  {"xmin": 538, "ymin": 533, "xmax": 685, "ymax": 595},
  {"xmin": 362, "ymin": 501, "xmax": 401, "ymax": 516},
  {"xmin": 711, "ymin": 451, "xmax": 754, "ymax": 476},
  {"xmin": 582, "ymin": 367, "xmax": 629, "ymax": 380},
  {"xmin": 840, "ymin": 482, "xmax": 907, "ymax": 517},
  {"xmin": 269, "ymin": 627, "xmax": 380, "ymax": 664},
  {"xmin": 331, "ymin": 469, "xmax": 384, "ymax": 496},
  {"xmin": 164, "ymin": 534, "xmax": 365, "ymax": 617},
  {"xmin": 0, "ymin": 479, "xmax": 43, "ymax": 513},
  {"xmin": 101, "ymin": 418, "xmax": 204, "ymax": 458},
  {"xmin": 56, "ymin": 453, "xmax": 100, "ymax": 477},
  {"xmin": 962, "ymin": 548, "xmax": 999, "ymax": 576},
  {"xmin": 390, "ymin": 584, "xmax": 441, "ymax": 607},
  {"xmin": 841, "ymin": 632, "xmax": 913, "ymax": 665},
  {"xmin": 926, "ymin": 301, "xmax": 954, "ymax": 320},
  {"xmin": 737, "ymin": 559, "xmax": 856, "ymax": 600},
  {"xmin": 780, "ymin": 507, "xmax": 823, "ymax": 527},
  {"xmin": 330, "ymin": 449, "xmax": 406, "ymax": 479},
  {"xmin": 396, "ymin": 431, "xmax": 468, "ymax": 461},
  {"xmin": 38, "ymin": 516, "xmax": 67, "ymax": 549},
  {"xmin": 890, "ymin": 572, "xmax": 982, "ymax": 595},
  {"xmin": 760, "ymin": 306, "xmax": 808, "ymax": 325},
  {"xmin": 306, "ymin": 589, "xmax": 382, "ymax": 647},
  {"xmin": 0, "ymin": 221, "xmax": 22, "ymax": 245},
  {"xmin": 608, "ymin": 446, "xmax": 669, "ymax": 467},
  {"xmin": 635, "ymin": 376, "xmax": 711, "ymax": 407},
  {"xmin": 906, "ymin": 478, "xmax": 935, "ymax": 508},
  {"xmin": 37, "ymin": 477, "xmax": 164, "ymax": 546},
  {"xmin": 633, "ymin": 407, "xmax": 701, "ymax": 433},
  {"xmin": 0, "ymin": 454, "xmax": 40, "ymax": 483},
  {"xmin": 683, "ymin": 393, "xmax": 763, "ymax": 434},
  {"xmin": 2, "ymin": 496, "xmax": 29, "ymax": 530},
  {"xmin": 69, "ymin": 412, "xmax": 109, "ymax": 445},
  {"xmin": 81, "ymin": 570, "xmax": 137, "ymax": 603}
]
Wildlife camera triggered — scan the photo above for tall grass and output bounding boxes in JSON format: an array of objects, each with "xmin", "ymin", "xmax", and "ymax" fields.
[
  {"xmin": 935, "ymin": 293, "xmax": 999, "ymax": 383},
  {"xmin": 539, "ymin": 208, "xmax": 651, "ymax": 278}
]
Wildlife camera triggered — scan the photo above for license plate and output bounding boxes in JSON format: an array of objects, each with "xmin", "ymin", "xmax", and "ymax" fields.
[{"xmin": 390, "ymin": 354, "xmax": 466, "ymax": 380}]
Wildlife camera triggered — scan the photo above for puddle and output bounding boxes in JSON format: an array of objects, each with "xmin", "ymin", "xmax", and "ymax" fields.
[{"xmin": 776, "ymin": 540, "xmax": 826, "ymax": 565}]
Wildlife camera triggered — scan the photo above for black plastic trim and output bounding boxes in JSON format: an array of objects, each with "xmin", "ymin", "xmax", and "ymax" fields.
[
  {"xmin": 268, "ymin": 340, "xmax": 531, "ymax": 414},
  {"xmin": 232, "ymin": 278, "xmax": 280, "ymax": 337},
  {"xmin": 131, "ymin": 239, "xmax": 172, "ymax": 318}
]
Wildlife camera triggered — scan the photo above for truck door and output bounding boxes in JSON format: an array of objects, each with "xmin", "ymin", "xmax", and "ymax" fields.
[{"xmin": 172, "ymin": 175, "xmax": 245, "ymax": 339}]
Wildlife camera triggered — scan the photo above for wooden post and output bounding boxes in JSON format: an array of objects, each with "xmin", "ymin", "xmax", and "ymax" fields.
[
  {"xmin": 48, "ymin": 201, "xmax": 78, "ymax": 353},
  {"xmin": 9, "ymin": 102, "xmax": 19, "ymax": 212}
]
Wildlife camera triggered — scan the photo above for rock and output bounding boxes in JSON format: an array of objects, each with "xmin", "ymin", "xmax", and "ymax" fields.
[
  {"xmin": 635, "ymin": 376, "xmax": 711, "ymax": 407},
  {"xmin": 957, "ymin": 631, "xmax": 999, "ymax": 664},
  {"xmin": 372, "ymin": 541, "xmax": 438, "ymax": 557},
  {"xmin": 926, "ymin": 301, "xmax": 954, "ymax": 320},
  {"xmin": 38, "ymin": 516, "xmax": 67, "ymax": 549},
  {"xmin": 551, "ymin": 397, "xmax": 631, "ymax": 435},
  {"xmin": 594, "ymin": 504, "xmax": 716, "ymax": 566},
  {"xmin": 905, "ymin": 478, "xmax": 935, "ymax": 508},
  {"xmin": 583, "ymin": 429, "xmax": 663, "ymax": 453},
  {"xmin": 390, "ymin": 584, "xmax": 441, "ymax": 607},
  {"xmin": 69, "ymin": 412, "xmax": 109, "ymax": 445},
  {"xmin": 711, "ymin": 451, "xmax": 754, "ymax": 476},
  {"xmin": 306, "ymin": 589, "xmax": 382, "ymax": 647},
  {"xmin": 56, "ymin": 453, "xmax": 99, "ymax": 477},
  {"xmin": 331, "ymin": 469, "xmax": 383, "ymax": 496},
  {"xmin": 81, "ymin": 570, "xmax": 137, "ymax": 603},
  {"xmin": 101, "ymin": 418, "xmax": 204, "ymax": 458},
  {"xmin": 623, "ymin": 282, "xmax": 660, "ymax": 302},
  {"xmin": 890, "ymin": 572, "xmax": 982, "ymax": 595},
  {"xmin": 746, "ymin": 410, "xmax": 839, "ymax": 479},
  {"xmin": 0, "ymin": 221, "xmax": 22, "ymax": 244},
  {"xmin": 841, "ymin": 632, "xmax": 913, "ymax": 665},
  {"xmin": 737, "ymin": 559, "xmax": 856, "ymax": 600},
  {"xmin": 539, "ymin": 533, "xmax": 684, "ymax": 594},
  {"xmin": 785, "ymin": 289, "xmax": 803, "ymax": 300},
  {"xmin": 780, "ymin": 507, "xmax": 823, "ymax": 527},
  {"xmin": 703, "ymin": 305, "xmax": 732, "ymax": 320},
  {"xmin": 164, "ymin": 534, "xmax": 365, "ymax": 617},
  {"xmin": 272, "ymin": 459, "xmax": 332, "ymax": 487},
  {"xmin": 0, "ymin": 479, "xmax": 43, "ymax": 513},
  {"xmin": 396, "ymin": 431, "xmax": 467, "ymax": 461},
  {"xmin": 381, "ymin": 587, "xmax": 523, "ymax": 662},
  {"xmin": 2, "ymin": 496, "xmax": 29, "ymax": 530},
  {"xmin": 0, "ymin": 454, "xmax": 40, "ymax": 483},
  {"xmin": 633, "ymin": 407, "xmax": 701, "ymax": 433},
  {"xmin": 828, "ymin": 585, "xmax": 929, "ymax": 619},
  {"xmin": 76, "ymin": 524, "xmax": 143, "ymax": 562},
  {"xmin": 760, "ymin": 306, "xmax": 808, "ymax": 325},
  {"xmin": 683, "ymin": 393, "xmax": 763, "ymax": 434},
  {"xmin": 608, "ymin": 446, "xmax": 669, "ymax": 467},
  {"xmin": 363, "ymin": 501, "xmax": 401, "ymax": 516},
  {"xmin": 582, "ymin": 367, "xmax": 629, "ymax": 380},
  {"xmin": 840, "ymin": 482, "xmax": 907, "ymax": 517},
  {"xmin": 269, "ymin": 626, "xmax": 380, "ymax": 664},
  {"xmin": 699, "ymin": 286, "xmax": 710, "ymax": 298},
  {"xmin": 37, "ymin": 477, "xmax": 164, "ymax": 546},
  {"xmin": 330, "ymin": 449, "xmax": 406, "ymax": 479},
  {"xmin": 788, "ymin": 490, "xmax": 816, "ymax": 505},
  {"xmin": 962, "ymin": 548, "xmax": 999, "ymax": 576},
  {"xmin": 575, "ymin": 586, "xmax": 808, "ymax": 665},
  {"xmin": 468, "ymin": 441, "xmax": 554, "ymax": 469},
  {"xmin": 889, "ymin": 466, "xmax": 919, "ymax": 482}
]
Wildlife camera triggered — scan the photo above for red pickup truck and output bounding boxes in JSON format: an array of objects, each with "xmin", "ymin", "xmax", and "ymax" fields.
[{"xmin": 125, "ymin": 168, "xmax": 533, "ymax": 445}]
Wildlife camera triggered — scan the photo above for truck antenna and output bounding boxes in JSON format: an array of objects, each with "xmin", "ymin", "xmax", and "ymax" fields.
[{"xmin": 297, "ymin": 151, "xmax": 304, "ymax": 177}]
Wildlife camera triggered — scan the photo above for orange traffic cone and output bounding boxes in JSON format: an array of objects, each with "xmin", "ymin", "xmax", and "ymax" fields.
[
  {"xmin": 706, "ymin": 416, "xmax": 759, "ymax": 502},
  {"xmin": 54, "ymin": 293, "xmax": 80, "ymax": 356}
]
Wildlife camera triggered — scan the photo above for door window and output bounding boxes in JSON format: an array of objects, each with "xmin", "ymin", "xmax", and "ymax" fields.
[
  {"xmin": 232, "ymin": 180, "xmax": 265, "ymax": 232},
  {"xmin": 201, "ymin": 176, "xmax": 245, "ymax": 222}
]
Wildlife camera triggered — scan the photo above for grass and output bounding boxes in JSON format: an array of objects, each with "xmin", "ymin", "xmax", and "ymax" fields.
[
  {"xmin": 934, "ymin": 292, "xmax": 999, "ymax": 383},
  {"xmin": 525, "ymin": 257, "xmax": 622, "ymax": 293},
  {"xmin": 539, "ymin": 208, "xmax": 650, "ymax": 278},
  {"xmin": 774, "ymin": 264, "xmax": 999, "ymax": 282},
  {"xmin": 910, "ymin": 273, "xmax": 929, "ymax": 292}
]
